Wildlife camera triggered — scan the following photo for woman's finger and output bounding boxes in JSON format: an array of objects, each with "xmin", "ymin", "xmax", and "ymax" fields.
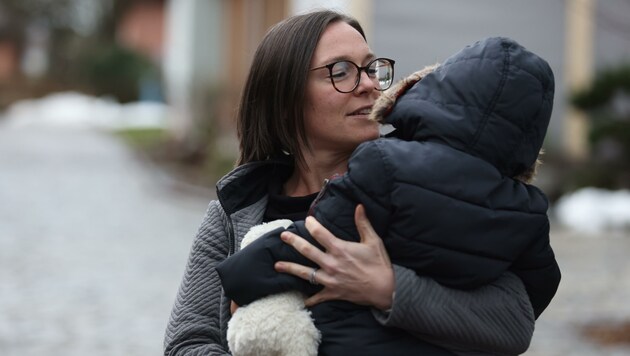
[
  {"xmin": 354, "ymin": 204, "xmax": 378, "ymax": 245},
  {"xmin": 304, "ymin": 288, "xmax": 336, "ymax": 307},
  {"xmin": 274, "ymin": 261, "xmax": 316, "ymax": 281},
  {"xmin": 274, "ymin": 260, "xmax": 310, "ymax": 278},
  {"xmin": 277, "ymin": 211, "xmax": 395, "ymax": 309},
  {"xmin": 275, "ymin": 260, "xmax": 332, "ymax": 285},
  {"xmin": 280, "ymin": 230, "xmax": 328, "ymax": 264},
  {"xmin": 355, "ymin": 204, "xmax": 392, "ymax": 265},
  {"xmin": 304, "ymin": 216, "xmax": 340, "ymax": 252}
]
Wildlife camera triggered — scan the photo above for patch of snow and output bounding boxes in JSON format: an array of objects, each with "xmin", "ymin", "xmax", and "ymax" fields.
[
  {"xmin": 0, "ymin": 91, "xmax": 170, "ymax": 130},
  {"xmin": 554, "ymin": 187, "xmax": 630, "ymax": 234}
]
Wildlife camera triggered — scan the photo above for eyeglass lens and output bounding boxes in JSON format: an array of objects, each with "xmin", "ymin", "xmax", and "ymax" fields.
[{"xmin": 330, "ymin": 59, "xmax": 393, "ymax": 93}]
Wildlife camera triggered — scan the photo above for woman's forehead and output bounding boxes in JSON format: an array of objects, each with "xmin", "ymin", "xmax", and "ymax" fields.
[{"xmin": 311, "ymin": 21, "xmax": 372, "ymax": 65}]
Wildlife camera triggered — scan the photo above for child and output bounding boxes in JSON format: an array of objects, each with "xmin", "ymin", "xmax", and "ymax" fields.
[{"xmin": 217, "ymin": 36, "xmax": 561, "ymax": 355}]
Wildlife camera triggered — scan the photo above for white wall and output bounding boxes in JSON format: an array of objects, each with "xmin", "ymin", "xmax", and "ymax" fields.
[
  {"xmin": 290, "ymin": 0, "xmax": 373, "ymax": 39},
  {"xmin": 163, "ymin": 0, "xmax": 223, "ymax": 141}
]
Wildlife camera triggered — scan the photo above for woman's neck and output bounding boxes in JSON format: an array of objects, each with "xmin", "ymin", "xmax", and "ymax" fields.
[{"xmin": 283, "ymin": 150, "xmax": 350, "ymax": 197}]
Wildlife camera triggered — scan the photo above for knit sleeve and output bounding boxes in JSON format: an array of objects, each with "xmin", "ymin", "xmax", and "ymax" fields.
[
  {"xmin": 372, "ymin": 266, "xmax": 535, "ymax": 355},
  {"xmin": 164, "ymin": 200, "xmax": 232, "ymax": 356}
]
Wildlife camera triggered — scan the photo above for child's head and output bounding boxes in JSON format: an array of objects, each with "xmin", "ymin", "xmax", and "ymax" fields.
[{"xmin": 370, "ymin": 37, "xmax": 555, "ymax": 183}]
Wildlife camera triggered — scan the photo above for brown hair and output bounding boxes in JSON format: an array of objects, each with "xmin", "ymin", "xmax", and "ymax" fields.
[{"xmin": 236, "ymin": 10, "xmax": 366, "ymax": 166}]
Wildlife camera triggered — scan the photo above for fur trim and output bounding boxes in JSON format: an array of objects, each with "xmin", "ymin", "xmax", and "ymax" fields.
[
  {"xmin": 228, "ymin": 291, "xmax": 320, "ymax": 356},
  {"xmin": 240, "ymin": 219, "xmax": 292, "ymax": 248},
  {"xmin": 369, "ymin": 64, "xmax": 440, "ymax": 123},
  {"xmin": 514, "ymin": 149, "xmax": 544, "ymax": 184}
]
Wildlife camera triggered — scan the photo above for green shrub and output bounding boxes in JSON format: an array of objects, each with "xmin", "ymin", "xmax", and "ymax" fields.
[
  {"xmin": 569, "ymin": 61, "xmax": 630, "ymax": 190},
  {"xmin": 80, "ymin": 44, "xmax": 155, "ymax": 103}
]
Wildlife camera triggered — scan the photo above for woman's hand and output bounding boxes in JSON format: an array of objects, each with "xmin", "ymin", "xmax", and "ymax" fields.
[{"xmin": 274, "ymin": 204, "xmax": 395, "ymax": 310}]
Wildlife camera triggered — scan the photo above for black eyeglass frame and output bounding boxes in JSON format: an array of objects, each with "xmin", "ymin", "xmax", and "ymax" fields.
[{"xmin": 310, "ymin": 57, "xmax": 396, "ymax": 93}]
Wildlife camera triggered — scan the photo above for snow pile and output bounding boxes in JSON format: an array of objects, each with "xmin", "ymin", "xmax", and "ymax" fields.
[
  {"xmin": 555, "ymin": 187, "xmax": 630, "ymax": 234},
  {"xmin": 0, "ymin": 91, "xmax": 170, "ymax": 130}
]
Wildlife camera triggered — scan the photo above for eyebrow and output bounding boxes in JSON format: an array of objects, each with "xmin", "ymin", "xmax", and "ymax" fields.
[{"xmin": 317, "ymin": 53, "xmax": 376, "ymax": 67}]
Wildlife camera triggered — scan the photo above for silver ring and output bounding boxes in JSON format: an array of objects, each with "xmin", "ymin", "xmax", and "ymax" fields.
[{"xmin": 309, "ymin": 268, "xmax": 319, "ymax": 285}]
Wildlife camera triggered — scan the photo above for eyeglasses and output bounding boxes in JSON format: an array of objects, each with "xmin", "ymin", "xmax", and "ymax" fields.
[{"xmin": 310, "ymin": 57, "xmax": 395, "ymax": 93}]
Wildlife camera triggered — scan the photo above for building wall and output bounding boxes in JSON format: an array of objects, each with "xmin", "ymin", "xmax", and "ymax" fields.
[
  {"xmin": 163, "ymin": 0, "xmax": 630, "ymax": 159},
  {"xmin": 369, "ymin": 0, "xmax": 630, "ymax": 157},
  {"xmin": 0, "ymin": 41, "xmax": 17, "ymax": 80},
  {"xmin": 370, "ymin": 0, "xmax": 567, "ymax": 151},
  {"xmin": 117, "ymin": 1, "xmax": 166, "ymax": 62},
  {"xmin": 592, "ymin": 0, "xmax": 630, "ymax": 68},
  {"xmin": 163, "ymin": 0, "xmax": 288, "ymax": 158},
  {"xmin": 221, "ymin": 0, "xmax": 288, "ymax": 135},
  {"xmin": 164, "ymin": 0, "xmax": 224, "ymax": 142}
]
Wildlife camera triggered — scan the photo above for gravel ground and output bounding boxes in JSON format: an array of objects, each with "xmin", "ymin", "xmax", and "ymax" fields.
[{"xmin": 1, "ymin": 123, "xmax": 629, "ymax": 355}]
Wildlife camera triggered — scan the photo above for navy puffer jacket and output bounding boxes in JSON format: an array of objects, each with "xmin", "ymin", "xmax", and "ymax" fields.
[
  {"xmin": 217, "ymin": 37, "xmax": 560, "ymax": 354},
  {"xmin": 311, "ymin": 36, "xmax": 561, "ymax": 317}
]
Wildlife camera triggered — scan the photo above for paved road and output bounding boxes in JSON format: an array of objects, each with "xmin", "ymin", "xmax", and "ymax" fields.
[
  {"xmin": 526, "ymin": 228, "xmax": 630, "ymax": 355},
  {"xmin": 0, "ymin": 124, "xmax": 213, "ymax": 356},
  {"xmin": 1, "ymin": 123, "xmax": 629, "ymax": 355}
]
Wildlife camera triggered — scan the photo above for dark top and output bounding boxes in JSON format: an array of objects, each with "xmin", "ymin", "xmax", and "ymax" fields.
[{"xmin": 264, "ymin": 177, "xmax": 316, "ymax": 222}]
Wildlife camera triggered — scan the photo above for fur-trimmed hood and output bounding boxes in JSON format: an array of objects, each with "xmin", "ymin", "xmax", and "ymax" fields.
[{"xmin": 370, "ymin": 37, "xmax": 554, "ymax": 180}]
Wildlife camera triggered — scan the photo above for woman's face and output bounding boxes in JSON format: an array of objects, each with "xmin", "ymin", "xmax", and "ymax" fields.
[{"xmin": 303, "ymin": 21, "xmax": 380, "ymax": 157}]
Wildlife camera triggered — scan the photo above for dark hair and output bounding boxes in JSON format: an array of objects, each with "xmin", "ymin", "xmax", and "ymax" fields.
[{"xmin": 236, "ymin": 10, "xmax": 366, "ymax": 166}]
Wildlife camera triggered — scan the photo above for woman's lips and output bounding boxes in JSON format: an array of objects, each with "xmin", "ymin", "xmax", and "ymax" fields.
[{"xmin": 348, "ymin": 106, "xmax": 372, "ymax": 116}]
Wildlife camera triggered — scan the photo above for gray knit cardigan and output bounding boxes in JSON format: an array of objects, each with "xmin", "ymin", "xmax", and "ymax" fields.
[{"xmin": 164, "ymin": 161, "xmax": 536, "ymax": 356}]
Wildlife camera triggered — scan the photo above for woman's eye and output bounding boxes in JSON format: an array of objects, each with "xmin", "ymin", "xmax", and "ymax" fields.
[
  {"xmin": 331, "ymin": 62, "xmax": 353, "ymax": 79},
  {"xmin": 331, "ymin": 70, "xmax": 349, "ymax": 79}
]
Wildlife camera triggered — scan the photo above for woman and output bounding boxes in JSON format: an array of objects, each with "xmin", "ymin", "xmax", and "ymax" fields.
[
  {"xmin": 217, "ymin": 36, "xmax": 561, "ymax": 355},
  {"xmin": 164, "ymin": 10, "xmax": 535, "ymax": 356}
]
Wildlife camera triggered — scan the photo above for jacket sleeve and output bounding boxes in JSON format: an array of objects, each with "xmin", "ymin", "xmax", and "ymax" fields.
[
  {"xmin": 510, "ymin": 221, "xmax": 561, "ymax": 318},
  {"xmin": 372, "ymin": 267, "xmax": 535, "ymax": 355},
  {"xmin": 216, "ymin": 221, "xmax": 322, "ymax": 306},
  {"xmin": 163, "ymin": 201, "xmax": 231, "ymax": 356}
]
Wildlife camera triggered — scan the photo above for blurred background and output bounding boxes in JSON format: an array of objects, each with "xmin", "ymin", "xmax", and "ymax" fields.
[{"xmin": 0, "ymin": 0, "xmax": 629, "ymax": 355}]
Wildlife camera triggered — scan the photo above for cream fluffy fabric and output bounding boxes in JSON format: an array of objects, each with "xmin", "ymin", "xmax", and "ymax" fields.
[{"xmin": 227, "ymin": 219, "xmax": 321, "ymax": 356}]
